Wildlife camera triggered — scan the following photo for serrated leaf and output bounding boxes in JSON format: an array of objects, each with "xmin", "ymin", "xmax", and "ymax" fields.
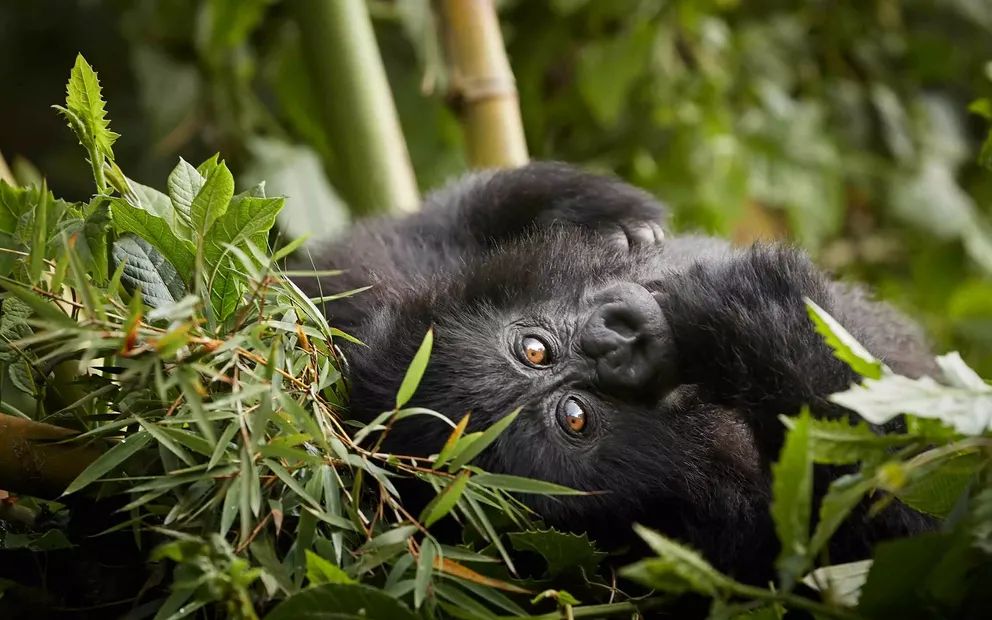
[
  {"xmin": 60, "ymin": 54, "xmax": 119, "ymax": 160},
  {"xmin": 800, "ymin": 417, "xmax": 912, "ymax": 465},
  {"xmin": 63, "ymin": 431, "xmax": 152, "ymax": 496},
  {"xmin": 806, "ymin": 299, "xmax": 883, "ymax": 380},
  {"xmin": 620, "ymin": 525, "xmax": 730, "ymax": 595},
  {"xmin": 420, "ymin": 470, "xmax": 471, "ymax": 528},
  {"xmin": 111, "ymin": 234, "xmax": 187, "ymax": 308},
  {"xmin": 109, "ymin": 198, "xmax": 195, "ymax": 280},
  {"xmin": 264, "ymin": 583, "xmax": 418, "ymax": 620},
  {"xmin": 396, "ymin": 328, "xmax": 433, "ymax": 408},
  {"xmin": 896, "ymin": 451, "xmax": 983, "ymax": 517},
  {"xmin": 830, "ymin": 374, "xmax": 992, "ymax": 436},
  {"xmin": 771, "ymin": 409, "xmax": 813, "ymax": 589},
  {"xmin": 802, "ymin": 559, "xmax": 872, "ymax": 607},
  {"xmin": 508, "ymin": 529, "xmax": 605, "ymax": 578}
]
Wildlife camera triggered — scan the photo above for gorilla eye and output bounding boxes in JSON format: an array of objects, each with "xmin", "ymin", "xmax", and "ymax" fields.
[
  {"xmin": 520, "ymin": 336, "xmax": 550, "ymax": 366},
  {"xmin": 559, "ymin": 398, "xmax": 587, "ymax": 433}
]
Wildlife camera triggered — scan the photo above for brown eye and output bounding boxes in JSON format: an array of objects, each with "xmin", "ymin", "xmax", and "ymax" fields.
[
  {"xmin": 561, "ymin": 398, "xmax": 587, "ymax": 433},
  {"xmin": 521, "ymin": 336, "xmax": 550, "ymax": 366}
]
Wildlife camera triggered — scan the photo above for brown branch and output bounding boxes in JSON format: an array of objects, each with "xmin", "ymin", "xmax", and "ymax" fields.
[
  {"xmin": 0, "ymin": 413, "xmax": 104, "ymax": 499},
  {"xmin": 439, "ymin": 0, "xmax": 528, "ymax": 168}
]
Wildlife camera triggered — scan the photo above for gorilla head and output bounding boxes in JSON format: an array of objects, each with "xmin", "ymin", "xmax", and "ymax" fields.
[{"xmin": 300, "ymin": 162, "xmax": 934, "ymax": 579}]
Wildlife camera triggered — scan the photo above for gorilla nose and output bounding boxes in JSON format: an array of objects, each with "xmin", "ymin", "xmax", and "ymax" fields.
[{"xmin": 579, "ymin": 282, "xmax": 677, "ymax": 397}]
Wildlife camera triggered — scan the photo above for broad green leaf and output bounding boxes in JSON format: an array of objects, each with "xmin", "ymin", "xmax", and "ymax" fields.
[
  {"xmin": 305, "ymin": 550, "xmax": 356, "ymax": 586},
  {"xmin": 420, "ymin": 470, "xmax": 471, "ymax": 527},
  {"xmin": 414, "ymin": 538, "xmax": 437, "ymax": 609},
  {"xmin": 806, "ymin": 299, "xmax": 883, "ymax": 380},
  {"xmin": 204, "ymin": 193, "xmax": 283, "ymax": 263},
  {"xmin": 620, "ymin": 525, "xmax": 731, "ymax": 596},
  {"xmin": 0, "ymin": 181, "xmax": 36, "ymax": 235},
  {"xmin": 167, "ymin": 158, "xmax": 205, "ymax": 233},
  {"xmin": 771, "ymin": 409, "xmax": 813, "ymax": 589},
  {"xmin": 264, "ymin": 583, "xmax": 418, "ymax": 620},
  {"xmin": 396, "ymin": 328, "xmax": 433, "ymax": 408},
  {"xmin": 109, "ymin": 198, "xmax": 195, "ymax": 279},
  {"xmin": 830, "ymin": 374, "xmax": 992, "ymax": 435},
  {"xmin": 448, "ymin": 409, "xmax": 519, "ymax": 471},
  {"xmin": 111, "ymin": 234, "xmax": 187, "ymax": 308},
  {"xmin": 508, "ymin": 529, "xmax": 606, "ymax": 578},
  {"xmin": 802, "ymin": 560, "xmax": 872, "ymax": 607},
  {"xmin": 57, "ymin": 54, "xmax": 119, "ymax": 160},
  {"xmin": 470, "ymin": 473, "xmax": 584, "ymax": 495},
  {"xmin": 791, "ymin": 417, "xmax": 912, "ymax": 465},
  {"xmin": 63, "ymin": 431, "xmax": 152, "ymax": 496},
  {"xmin": 896, "ymin": 451, "xmax": 984, "ymax": 517},
  {"xmin": 189, "ymin": 160, "xmax": 234, "ymax": 237}
]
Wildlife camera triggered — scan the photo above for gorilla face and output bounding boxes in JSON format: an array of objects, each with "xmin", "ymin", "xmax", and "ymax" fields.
[
  {"xmin": 344, "ymin": 228, "xmax": 768, "ymax": 564},
  {"xmin": 306, "ymin": 162, "xmax": 933, "ymax": 578}
]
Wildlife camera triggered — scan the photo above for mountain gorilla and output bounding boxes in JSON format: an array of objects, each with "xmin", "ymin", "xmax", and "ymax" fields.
[{"xmin": 296, "ymin": 162, "xmax": 934, "ymax": 582}]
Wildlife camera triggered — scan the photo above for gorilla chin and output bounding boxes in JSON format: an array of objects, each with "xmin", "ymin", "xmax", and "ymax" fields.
[{"xmin": 294, "ymin": 161, "xmax": 935, "ymax": 583}]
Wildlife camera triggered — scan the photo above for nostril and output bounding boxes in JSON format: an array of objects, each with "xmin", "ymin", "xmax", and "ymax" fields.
[{"xmin": 603, "ymin": 307, "xmax": 641, "ymax": 339}]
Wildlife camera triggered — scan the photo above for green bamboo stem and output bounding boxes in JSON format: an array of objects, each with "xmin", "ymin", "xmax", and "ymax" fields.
[
  {"xmin": 440, "ymin": 0, "xmax": 529, "ymax": 168},
  {"xmin": 292, "ymin": 0, "xmax": 420, "ymax": 215}
]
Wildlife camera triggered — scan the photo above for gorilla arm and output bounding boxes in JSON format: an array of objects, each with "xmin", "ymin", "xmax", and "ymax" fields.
[{"xmin": 657, "ymin": 244, "xmax": 935, "ymax": 459}]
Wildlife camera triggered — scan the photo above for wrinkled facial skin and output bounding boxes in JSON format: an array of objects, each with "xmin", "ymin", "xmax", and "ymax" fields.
[{"xmin": 344, "ymin": 230, "xmax": 770, "ymax": 574}]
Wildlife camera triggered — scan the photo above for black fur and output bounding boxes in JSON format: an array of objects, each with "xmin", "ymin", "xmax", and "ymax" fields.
[{"xmin": 295, "ymin": 162, "xmax": 935, "ymax": 582}]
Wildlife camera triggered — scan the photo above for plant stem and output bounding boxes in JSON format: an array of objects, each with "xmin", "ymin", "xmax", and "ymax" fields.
[
  {"xmin": 292, "ymin": 0, "xmax": 419, "ymax": 216},
  {"xmin": 732, "ymin": 582, "xmax": 863, "ymax": 620},
  {"xmin": 0, "ymin": 413, "xmax": 104, "ymax": 499},
  {"xmin": 439, "ymin": 0, "xmax": 528, "ymax": 168}
]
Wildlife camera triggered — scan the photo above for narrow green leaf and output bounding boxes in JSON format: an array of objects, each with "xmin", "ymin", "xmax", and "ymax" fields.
[
  {"xmin": 421, "ymin": 470, "xmax": 471, "ymax": 528},
  {"xmin": 806, "ymin": 299, "xmax": 884, "ymax": 380},
  {"xmin": 470, "ymin": 473, "xmax": 585, "ymax": 495},
  {"xmin": 167, "ymin": 158, "xmax": 205, "ymax": 233},
  {"xmin": 415, "ymin": 538, "xmax": 438, "ymax": 609},
  {"xmin": 771, "ymin": 409, "xmax": 813, "ymax": 589},
  {"xmin": 305, "ymin": 550, "xmax": 356, "ymax": 586},
  {"xmin": 63, "ymin": 431, "xmax": 152, "ymax": 496},
  {"xmin": 396, "ymin": 328, "xmax": 433, "ymax": 409},
  {"xmin": 448, "ymin": 409, "xmax": 520, "ymax": 471}
]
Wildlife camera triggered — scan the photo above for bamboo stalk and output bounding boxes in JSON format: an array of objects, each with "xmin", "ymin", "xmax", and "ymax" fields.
[
  {"xmin": 0, "ymin": 413, "xmax": 103, "ymax": 499},
  {"xmin": 292, "ymin": 0, "xmax": 420, "ymax": 215},
  {"xmin": 439, "ymin": 0, "xmax": 528, "ymax": 168}
]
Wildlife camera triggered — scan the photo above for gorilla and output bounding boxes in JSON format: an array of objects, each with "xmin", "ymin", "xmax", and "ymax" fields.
[{"xmin": 296, "ymin": 162, "xmax": 934, "ymax": 583}]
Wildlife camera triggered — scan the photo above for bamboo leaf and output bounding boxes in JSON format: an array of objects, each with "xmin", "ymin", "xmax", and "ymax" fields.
[
  {"xmin": 396, "ymin": 328, "xmax": 433, "ymax": 409},
  {"xmin": 63, "ymin": 431, "xmax": 152, "ymax": 496}
]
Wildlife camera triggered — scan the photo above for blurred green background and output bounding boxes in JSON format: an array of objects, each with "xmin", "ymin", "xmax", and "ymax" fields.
[{"xmin": 2, "ymin": 0, "xmax": 991, "ymax": 373}]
